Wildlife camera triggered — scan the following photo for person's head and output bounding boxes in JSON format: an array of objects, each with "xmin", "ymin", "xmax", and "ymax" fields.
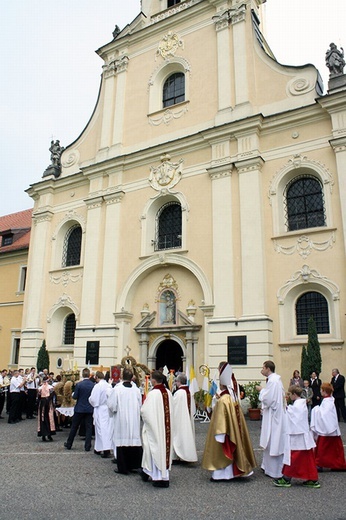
[
  {"xmin": 321, "ymin": 382, "xmax": 333, "ymax": 397},
  {"xmin": 43, "ymin": 369, "xmax": 48, "ymax": 375},
  {"xmin": 30, "ymin": 367, "xmax": 36, "ymax": 373},
  {"xmin": 1, "ymin": 369, "xmax": 7, "ymax": 376},
  {"xmin": 13, "ymin": 370, "xmax": 19, "ymax": 377},
  {"xmin": 332, "ymin": 368, "xmax": 339, "ymax": 377},
  {"xmin": 56, "ymin": 374, "xmax": 62, "ymax": 382},
  {"xmin": 175, "ymin": 373, "xmax": 187, "ymax": 387},
  {"xmin": 82, "ymin": 368, "xmax": 90, "ymax": 379},
  {"xmin": 122, "ymin": 368, "xmax": 133, "ymax": 382},
  {"xmin": 288, "ymin": 385, "xmax": 303, "ymax": 400},
  {"xmin": 293, "ymin": 370, "xmax": 300, "ymax": 378},
  {"xmin": 310, "ymin": 371, "xmax": 318, "ymax": 379},
  {"xmin": 151, "ymin": 370, "xmax": 164, "ymax": 386},
  {"xmin": 261, "ymin": 360, "xmax": 275, "ymax": 377},
  {"xmin": 19, "ymin": 368, "xmax": 24, "ymax": 375},
  {"xmin": 303, "ymin": 380, "xmax": 310, "ymax": 387},
  {"xmin": 42, "ymin": 376, "xmax": 48, "ymax": 382},
  {"xmin": 95, "ymin": 371, "xmax": 104, "ymax": 381}
]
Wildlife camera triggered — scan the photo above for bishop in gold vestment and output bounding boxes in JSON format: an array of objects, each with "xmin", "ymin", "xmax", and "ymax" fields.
[{"xmin": 202, "ymin": 363, "xmax": 256, "ymax": 481}]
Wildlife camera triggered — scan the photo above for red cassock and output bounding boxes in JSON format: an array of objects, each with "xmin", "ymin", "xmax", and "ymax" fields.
[
  {"xmin": 283, "ymin": 449, "xmax": 318, "ymax": 480},
  {"xmin": 314, "ymin": 436, "xmax": 346, "ymax": 470}
]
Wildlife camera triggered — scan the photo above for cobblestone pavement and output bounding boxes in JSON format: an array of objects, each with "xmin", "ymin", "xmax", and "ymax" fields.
[{"xmin": 0, "ymin": 413, "xmax": 345, "ymax": 520}]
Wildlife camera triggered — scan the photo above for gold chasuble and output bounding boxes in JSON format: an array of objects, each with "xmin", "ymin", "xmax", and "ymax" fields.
[{"xmin": 202, "ymin": 393, "xmax": 256, "ymax": 474}]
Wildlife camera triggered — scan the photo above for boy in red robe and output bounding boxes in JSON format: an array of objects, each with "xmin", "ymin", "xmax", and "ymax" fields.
[
  {"xmin": 273, "ymin": 385, "xmax": 320, "ymax": 488},
  {"xmin": 310, "ymin": 382, "xmax": 346, "ymax": 471}
]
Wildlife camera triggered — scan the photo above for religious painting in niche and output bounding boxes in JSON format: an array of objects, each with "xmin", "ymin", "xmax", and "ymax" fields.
[{"xmin": 159, "ymin": 289, "xmax": 177, "ymax": 325}]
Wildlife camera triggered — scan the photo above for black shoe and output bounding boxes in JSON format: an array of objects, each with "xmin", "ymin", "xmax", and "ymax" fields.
[
  {"xmin": 101, "ymin": 450, "xmax": 111, "ymax": 458},
  {"xmin": 85, "ymin": 447, "xmax": 91, "ymax": 452},
  {"xmin": 139, "ymin": 470, "xmax": 150, "ymax": 482},
  {"xmin": 48, "ymin": 436, "xmax": 53, "ymax": 442},
  {"xmin": 111, "ymin": 458, "xmax": 117, "ymax": 464},
  {"xmin": 64, "ymin": 442, "xmax": 71, "ymax": 450},
  {"xmin": 114, "ymin": 469, "xmax": 129, "ymax": 475},
  {"xmin": 152, "ymin": 480, "xmax": 169, "ymax": 488},
  {"xmin": 42, "ymin": 437, "xmax": 47, "ymax": 442},
  {"xmin": 94, "ymin": 450, "xmax": 101, "ymax": 455}
]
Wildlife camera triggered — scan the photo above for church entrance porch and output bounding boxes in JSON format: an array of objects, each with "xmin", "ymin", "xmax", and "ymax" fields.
[{"xmin": 155, "ymin": 339, "xmax": 184, "ymax": 373}]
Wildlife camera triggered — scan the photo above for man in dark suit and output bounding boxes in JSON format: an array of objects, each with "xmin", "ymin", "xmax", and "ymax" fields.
[
  {"xmin": 310, "ymin": 371, "xmax": 322, "ymax": 408},
  {"xmin": 331, "ymin": 368, "xmax": 346, "ymax": 422},
  {"xmin": 64, "ymin": 368, "xmax": 95, "ymax": 451}
]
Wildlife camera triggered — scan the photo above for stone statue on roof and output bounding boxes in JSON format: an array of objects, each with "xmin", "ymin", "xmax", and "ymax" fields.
[{"xmin": 325, "ymin": 43, "xmax": 345, "ymax": 76}]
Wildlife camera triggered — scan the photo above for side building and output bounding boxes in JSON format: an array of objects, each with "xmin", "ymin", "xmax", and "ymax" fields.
[
  {"xmin": 0, "ymin": 209, "xmax": 32, "ymax": 369},
  {"xmin": 20, "ymin": 0, "xmax": 346, "ymax": 385}
]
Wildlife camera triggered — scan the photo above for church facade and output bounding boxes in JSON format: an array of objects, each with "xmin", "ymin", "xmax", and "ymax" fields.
[{"xmin": 20, "ymin": 0, "xmax": 346, "ymax": 384}]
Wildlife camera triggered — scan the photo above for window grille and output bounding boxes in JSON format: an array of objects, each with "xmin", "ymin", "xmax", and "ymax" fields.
[
  {"xmin": 63, "ymin": 314, "xmax": 76, "ymax": 345},
  {"xmin": 155, "ymin": 202, "xmax": 182, "ymax": 251},
  {"xmin": 62, "ymin": 225, "xmax": 82, "ymax": 267},
  {"xmin": 167, "ymin": 0, "xmax": 181, "ymax": 7},
  {"xmin": 284, "ymin": 175, "xmax": 326, "ymax": 231},
  {"xmin": 163, "ymin": 73, "xmax": 185, "ymax": 108},
  {"xmin": 296, "ymin": 291, "xmax": 330, "ymax": 335}
]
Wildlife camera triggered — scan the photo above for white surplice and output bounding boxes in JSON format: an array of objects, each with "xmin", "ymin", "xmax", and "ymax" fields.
[
  {"xmin": 310, "ymin": 396, "xmax": 341, "ymax": 437},
  {"xmin": 286, "ymin": 398, "xmax": 315, "ymax": 453},
  {"xmin": 107, "ymin": 381, "xmax": 142, "ymax": 447},
  {"xmin": 141, "ymin": 385, "xmax": 173, "ymax": 480},
  {"xmin": 172, "ymin": 386, "xmax": 197, "ymax": 462},
  {"xmin": 259, "ymin": 372, "xmax": 289, "ymax": 478},
  {"xmin": 89, "ymin": 379, "xmax": 112, "ymax": 452}
]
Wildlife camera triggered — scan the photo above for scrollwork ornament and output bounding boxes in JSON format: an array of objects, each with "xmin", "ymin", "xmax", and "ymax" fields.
[{"xmin": 149, "ymin": 154, "xmax": 184, "ymax": 191}]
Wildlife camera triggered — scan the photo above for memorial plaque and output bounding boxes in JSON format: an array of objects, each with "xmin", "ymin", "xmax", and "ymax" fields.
[
  {"xmin": 227, "ymin": 336, "xmax": 247, "ymax": 365},
  {"xmin": 86, "ymin": 341, "xmax": 100, "ymax": 365}
]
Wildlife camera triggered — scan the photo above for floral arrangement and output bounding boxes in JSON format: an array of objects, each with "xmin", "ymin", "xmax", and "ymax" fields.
[{"xmin": 243, "ymin": 381, "xmax": 261, "ymax": 409}]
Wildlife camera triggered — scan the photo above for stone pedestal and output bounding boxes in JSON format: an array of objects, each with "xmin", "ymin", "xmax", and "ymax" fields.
[{"xmin": 328, "ymin": 73, "xmax": 346, "ymax": 93}]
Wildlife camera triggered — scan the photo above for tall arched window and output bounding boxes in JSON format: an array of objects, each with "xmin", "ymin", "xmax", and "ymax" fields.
[
  {"xmin": 62, "ymin": 225, "xmax": 82, "ymax": 267},
  {"xmin": 155, "ymin": 202, "xmax": 182, "ymax": 251},
  {"xmin": 296, "ymin": 291, "xmax": 330, "ymax": 335},
  {"xmin": 285, "ymin": 175, "xmax": 326, "ymax": 231},
  {"xmin": 63, "ymin": 313, "xmax": 76, "ymax": 345},
  {"xmin": 163, "ymin": 73, "xmax": 185, "ymax": 108}
]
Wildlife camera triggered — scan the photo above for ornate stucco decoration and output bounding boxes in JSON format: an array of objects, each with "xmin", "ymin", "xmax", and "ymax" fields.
[
  {"xmin": 50, "ymin": 270, "xmax": 83, "ymax": 287},
  {"xmin": 61, "ymin": 149, "xmax": 80, "ymax": 169},
  {"xmin": 148, "ymin": 105, "xmax": 188, "ymax": 126},
  {"xmin": 103, "ymin": 56, "xmax": 129, "ymax": 78},
  {"xmin": 156, "ymin": 32, "xmax": 184, "ymax": 61},
  {"xmin": 273, "ymin": 232, "xmax": 336, "ymax": 259},
  {"xmin": 32, "ymin": 208, "xmax": 54, "ymax": 225},
  {"xmin": 52, "ymin": 210, "xmax": 86, "ymax": 240},
  {"xmin": 277, "ymin": 265, "xmax": 340, "ymax": 305},
  {"xmin": 149, "ymin": 154, "xmax": 183, "ymax": 191},
  {"xmin": 47, "ymin": 293, "xmax": 80, "ymax": 323},
  {"xmin": 212, "ymin": 4, "xmax": 246, "ymax": 31},
  {"xmin": 287, "ymin": 77, "xmax": 315, "ymax": 96}
]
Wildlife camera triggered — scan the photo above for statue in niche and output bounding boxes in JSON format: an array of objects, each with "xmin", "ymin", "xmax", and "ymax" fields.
[
  {"xmin": 160, "ymin": 290, "xmax": 176, "ymax": 325},
  {"xmin": 325, "ymin": 43, "xmax": 345, "ymax": 76}
]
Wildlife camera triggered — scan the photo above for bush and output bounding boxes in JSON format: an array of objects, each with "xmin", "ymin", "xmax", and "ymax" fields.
[{"xmin": 243, "ymin": 381, "xmax": 261, "ymax": 409}]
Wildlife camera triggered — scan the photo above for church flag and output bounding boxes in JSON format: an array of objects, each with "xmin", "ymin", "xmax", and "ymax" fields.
[{"xmin": 189, "ymin": 366, "xmax": 199, "ymax": 396}]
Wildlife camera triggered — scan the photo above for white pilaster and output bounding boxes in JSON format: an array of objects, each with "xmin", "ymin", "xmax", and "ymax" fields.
[
  {"xmin": 330, "ymin": 137, "xmax": 346, "ymax": 255},
  {"xmin": 79, "ymin": 196, "xmax": 104, "ymax": 325},
  {"xmin": 235, "ymin": 156, "xmax": 267, "ymax": 317},
  {"xmin": 99, "ymin": 190, "xmax": 125, "ymax": 324}
]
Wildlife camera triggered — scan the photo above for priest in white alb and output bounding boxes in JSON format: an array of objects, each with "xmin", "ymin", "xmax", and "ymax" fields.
[
  {"xmin": 172, "ymin": 373, "xmax": 197, "ymax": 463},
  {"xmin": 257, "ymin": 360, "xmax": 289, "ymax": 478},
  {"xmin": 88, "ymin": 371, "xmax": 112, "ymax": 458},
  {"xmin": 107, "ymin": 367, "xmax": 143, "ymax": 475},
  {"xmin": 140, "ymin": 370, "xmax": 173, "ymax": 488}
]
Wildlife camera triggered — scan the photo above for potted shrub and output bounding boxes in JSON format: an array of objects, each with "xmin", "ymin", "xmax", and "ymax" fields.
[{"xmin": 244, "ymin": 381, "xmax": 261, "ymax": 420}]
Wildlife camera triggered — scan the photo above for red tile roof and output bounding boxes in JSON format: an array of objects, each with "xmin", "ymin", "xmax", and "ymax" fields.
[{"xmin": 0, "ymin": 208, "xmax": 33, "ymax": 253}]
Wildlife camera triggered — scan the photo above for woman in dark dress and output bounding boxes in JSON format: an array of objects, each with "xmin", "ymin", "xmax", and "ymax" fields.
[{"xmin": 37, "ymin": 377, "xmax": 56, "ymax": 441}]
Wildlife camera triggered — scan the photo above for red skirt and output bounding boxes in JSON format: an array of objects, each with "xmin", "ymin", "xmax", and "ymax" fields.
[
  {"xmin": 283, "ymin": 449, "xmax": 318, "ymax": 480},
  {"xmin": 315, "ymin": 436, "xmax": 346, "ymax": 470}
]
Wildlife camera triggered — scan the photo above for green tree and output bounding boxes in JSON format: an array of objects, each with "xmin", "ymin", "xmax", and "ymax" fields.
[
  {"xmin": 300, "ymin": 344, "xmax": 309, "ymax": 381},
  {"xmin": 305, "ymin": 315, "xmax": 322, "ymax": 377},
  {"xmin": 37, "ymin": 339, "xmax": 50, "ymax": 372}
]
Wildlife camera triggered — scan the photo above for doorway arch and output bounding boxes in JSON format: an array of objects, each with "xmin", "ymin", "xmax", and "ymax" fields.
[{"xmin": 155, "ymin": 340, "xmax": 184, "ymax": 373}]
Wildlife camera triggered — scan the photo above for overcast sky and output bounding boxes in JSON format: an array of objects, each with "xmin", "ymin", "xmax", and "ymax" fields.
[{"xmin": 1, "ymin": 0, "xmax": 345, "ymax": 216}]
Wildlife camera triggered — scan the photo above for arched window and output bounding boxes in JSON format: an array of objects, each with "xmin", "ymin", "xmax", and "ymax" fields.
[
  {"xmin": 296, "ymin": 291, "xmax": 330, "ymax": 335},
  {"xmin": 63, "ymin": 313, "xmax": 76, "ymax": 345},
  {"xmin": 163, "ymin": 73, "xmax": 185, "ymax": 108},
  {"xmin": 285, "ymin": 175, "xmax": 326, "ymax": 231},
  {"xmin": 155, "ymin": 202, "xmax": 182, "ymax": 251},
  {"xmin": 62, "ymin": 225, "xmax": 82, "ymax": 267}
]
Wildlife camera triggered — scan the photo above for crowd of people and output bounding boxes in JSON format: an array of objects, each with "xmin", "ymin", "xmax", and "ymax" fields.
[{"xmin": 0, "ymin": 362, "xmax": 345, "ymax": 489}]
